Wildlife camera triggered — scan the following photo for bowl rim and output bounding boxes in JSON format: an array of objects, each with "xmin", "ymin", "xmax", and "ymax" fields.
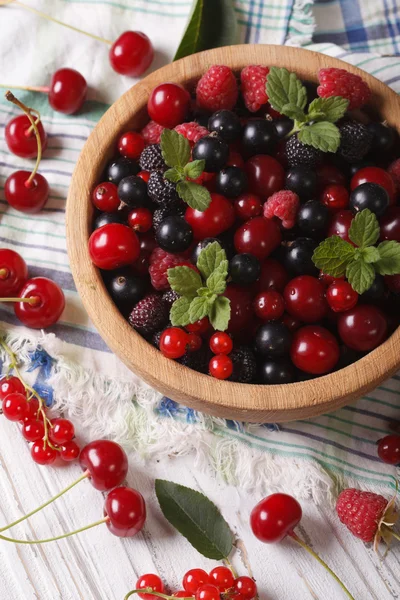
[{"xmin": 66, "ymin": 44, "xmax": 400, "ymax": 422}]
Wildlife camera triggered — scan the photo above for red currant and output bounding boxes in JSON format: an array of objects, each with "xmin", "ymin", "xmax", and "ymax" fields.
[
  {"xmin": 321, "ymin": 185, "xmax": 349, "ymax": 211},
  {"xmin": 351, "ymin": 167, "xmax": 396, "ymax": 205},
  {"xmin": 110, "ymin": 31, "xmax": 154, "ymax": 77},
  {"xmin": 31, "ymin": 441, "xmax": 57, "ymax": 465},
  {"xmin": 183, "ymin": 569, "xmax": 209, "ymax": 594},
  {"xmin": 234, "ymin": 216, "xmax": 281, "ymax": 261},
  {"xmin": 79, "ymin": 439, "xmax": 128, "ymax": 491},
  {"xmin": 118, "ymin": 131, "xmax": 145, "ymax": 160},
  {"xmin": 22, "ymin": 419, "xmax": 45, "ymax": 442},
  {"xmin": 224, "ymin": 285, "xmax": 253, "ymax": 335},
  {"xmin": 327, "ymin": 210, "xmax": 354, "ymax": 245},
  {"xmin": 256, "ymin": 258, "xmax": 289, "ymax": 293},
  {"xmin": 195, "ymin": 584, "xmax": 220, "ymax": 600},
  {"xmin": 326, "ymin": 280, "xmax": 358, "ymax": 313},
  {"xmin": 377, "ymin": 435, "xmax": 400, "ymax": 465},
  {"xmin": 48, "ymin": 418, "xmax": 75, "ymax": 445},
  {"xmin": 160, "ymin": 327, "xmax": 189, "ymax": 359},
  {"xmin": 185, "ymin": 317, "xmax": 210, "ymax": 334},
  {"xmin": 227, "ymin": 150, "xmax": 245, "ymax": 169},
  {"xmin": 245, "ymin": 155, "xmax": 284, "ymax": 197},
  {"xmin": 209, "ymin": 566, "xmax": 234, "ymax": 591},
  {"xmin": 92, "ymin": 182, "xmax": 120, "ymax": 212},
  {"xmin": 291, "ymin": 325, "xmax": 340, "ymax": 374},
  {"xmin": 136, "ymin": 574, "xmax": 165, "ymax": 600},
  {"xmin": 148, "ymin": 83, "xmax": 191, "ymax": 128},
  {"xmin": 173, "ymin": 592, "xmax": 191, "ymax": 598},
  {"xmin": 380, "ymin": 206, "xmax": 400, "ymax": 242},
  {"xmin": 253, "ymin": 290, "xmax": 285, "ymax": 321},
  {"xmin": 128, "ymin": 207, "xmax": 153, "ymax": 233},
  {"xmin": 104, "ymin": 486, "xmax": 146, "ymax": 537},
  {"xmin": 234, "ymin": 577, "xmax": 257, "ymax": 599},
  {"xmin": 338, "ymin": 304, "xmax": 387, "ymax": 352},
  {"xmin": 60, "ymin": 440, "xmax": 81, "ymax": 462},
  {"xmin": 2, "ymin": 392, "xmax": 28, "ymax": 421},
  {"xmin": 316, "ymin": 163, "xmax": 346, "ymax": 191},
  {"xmin": 284, "ymin": 276, "xmax": 327, "ymax": 323},
  {"xmin": 5, "ymin": 114, "xmax": 47, "ymax": 158},
  {"xmin": 250, "ymin": 493, "xmax": 302, "ymax": 543},
  {"xmin": 89, "ymin": 223, "xmax": 140, "ymax": 270},
  {"xmin": 234, "ymin": 193, "xmax": 262, "ymax": 220},
  {"xmin": 209, "ymin": 332, "xmax": 233, "ymax": 355},
  {"xmin": 185, "ymin": 193, "xmax": 235, "ymax": 239},
  {"xmin": 0, "ymin": 249, "xmax": 28, "ymax": 296},
  {"xmin": 5, "ymin": 170, "xmax": 49, "ymax": 213},
  {"xmin": 137, "ymin": 171, "xmax": 150, "ymax": 183},
  {"xmin": 48, "ymin": 68, "xmax": 87, "ymax": 114},
  {"xmin": 0, "ymin": 376, "xmax": 25, "ymax": 400},
  {"xmin": 23, "ymin": 398, "xmax": 40, "ymax": 423},
  {"xmin": 209, "ymin": 354, "xmax": 233, "ymax": 380},
  {"xmin": 14, "ymin": 277, "xmax": 65, "ymax": 329},
  {"xmin": 187, "ymin": 333, "xmax": 202, "ymax": 352}
]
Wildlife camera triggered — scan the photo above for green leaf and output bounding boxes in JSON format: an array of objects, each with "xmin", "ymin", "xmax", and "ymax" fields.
[
  {"xmin": 297, "ymin": 121, "xmax": 340, "ymax": 153},
  {"xmin": 281, "ymin": 103, "xmax": 306, "ymax": 122},
  {"xmin": 170, "ymin": 297, "xmax": 192, "ymax": 327},
  {"xmin": 176, "ymin": 181, "xmax": 211, "ymax": 211},
  {"xmin": 173, "ymin": 0, "xmax": 238, "ymax": 61},
  {"xmin": 155, "ymin": 479, "xmax": 234, "ymax": 559},
  {"xmin": 312, "ymin": 236, "xmax": 356, "ymax": 277},
  {"xmin": 307, "ymin": 96, "xmax": 349, "ymax": 123},
  {"xmin": 362, "ymin": 246, "xmax": 380, "ymax": 264},
  {"xmin": 164, "ymin": 167, "xmax": 184, "ymax": 183},
  {"xmin": 266, "ymin": 67, "xmax": 307, "ymax": 114},
  {"xmin": 167, "ymin": 266, "xmax": 202, "ymax": 298},
  {"xmin": 209, "ymin": 296, "xmax": 231, "ymax": 332},
  {"xmin": 161, "ymin": 129, "xmax": 191, "ymax": 168},
  {"xmin": 375, "ymin": 241, "xmax": 400, "ymax": 275},
  {"xmin": 346, "ymin": 259, "xmax": 375, "ymax": 294},
  {"xmin": 197, "ymin": 286, "xmax": 212, "ymax": 297},
  {"xmin": 348, "ymin": 209, "xmax": 380, "ymax": 248},
  {"xmin": 197, "ymin": 241, "xmax": 227, "ymax": 280},
  {"xmin": 206, "ymin": 259, "xmax": 228, "ymax": 295},
  {"xmin": 184, "ymin": 159, "xmax": 205, "ymax": 180},
  {"xmin": 189, "ymin": 296, "xmax": 209, "ymax": 322}
]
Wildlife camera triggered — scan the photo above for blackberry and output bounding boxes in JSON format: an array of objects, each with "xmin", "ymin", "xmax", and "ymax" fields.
[
  {"xmin": 286, "ymin": 134, "xmax": 322, "ymax": 167},
  {"xmin": 338, "ymin": 121, "xmax": 373, "ymax": 163},
  {"xmin": 129, "ymin": 293, "xmax": 168, "ymax": 336},
  {"xmin": 229, "ymin": 346, "xmax": 257, "ymax": 383},
  {"xmin": 148, "ymin": 171, "xmax": 179, "ymax": 207},
  {"xmin": 139, "ymin": 144, "xmax": 166, "ymax": 172},
  {"xmin": 178, "ymin": 345, "xmax": 211, "ymax": 374},
  {"xmin": 162, "ymin": 289, "xmax": 180, "ymax": 309},
  {"xmin": 153, "ymin": 202, "xmax": 185, "ymax": 231},
  {"xmin": 151, "ymin": 324, "xmax": 171, "ymax": 349}
]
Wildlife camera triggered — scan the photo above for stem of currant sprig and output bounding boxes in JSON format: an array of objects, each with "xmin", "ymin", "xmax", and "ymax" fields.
[{"xmin": 124, "ymin": 590, "xmax": 193, "ymax": 600}]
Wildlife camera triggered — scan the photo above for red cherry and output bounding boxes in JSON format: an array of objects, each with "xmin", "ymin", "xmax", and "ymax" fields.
[
  {"xmin": 234, "ymin": 577, "xmax": 257, "ymax": 599},
  {"xmin": 2, "ymin": 392, "xmax": 28, "ymax": 421},
  {"xmin": 92, "ymin": 182, "xmax": 120, "ymax": 212},
  {"xmin": 195, "ymin": 584, "xmax": 220, "ymax": 600},
  {"xmin": 148, "ymin": 83, "xmax": 191, "ymax": 128},
  {"xmin": 5, "ymin": 170, "xmax": 49, "ymax": 213},
  {"xmin": 209, "ymin": 332, "xmax": 233, "ymax": 355},
  {"xmin": 160, "ymin": 327, "xmax": 189, "ymax": 359},
  {"xmin": 183, "ymin": 569, "xmax": 209, "ymax": 594},
  {"xmin": 5, "ymin": 114, "xmax": 47, "ymax": 158},
  {"xmin": 23, "ymin": 398, "xmax": 40, "ymax": 423},
  {"xmin": 128, "ymin": 207, "xmax": 153, "ymax": 233},
  {"xmin": 31, "ymin": 441, "xmax": 57, "ymax": 465},
  {"xmin": 209, "ymin": 354, "xmax": 233, "ymax": 379},
  {"xmin": 351, "ymin": 167, "xmax": 396, "ymax": 205},
  {"xmin": 385, "ymin": 273, "xmax": 400, "ymax": 293},
  {"xmin": 60, "ymin": 440, "xmax": 81, "ymax": 462},
  {"xmin": 48, "ymin": 418, "xmax": 75, "ymax": 445},
  {"xmin": 256, "ymin": 258, "xmax": 289, "ymax": 293},
  {"xmin": 110, "ymin": 31, "xmax": 154, "ymax": 77},
  {"xmin": 291, "ymin": 325, "xmax": 340, "ymax": 374},
  {"xmin": 316, "ymin": 163, "xmax": 346, "ymax": 191},
  {"xmin": 185, "ymin": 193, "xmax": 235, "ymax": 239},
  {"xmin": 284, "ymin": 276, "xmax": 328, "ymax": 323},
  {"xmin": 209, "ymin": 566, "xmax": 234, "ymax": 591},
  {"xmin": 327, "ymin": 210, "xmax": 354, "ymax": 245},
  {"xmin": 377, "ymin": 434, "xmax": 400, "ymax": 465},
  {"xmin": 234, "ymin": 217, "xmax": 281, "ymax": 261},
  {"xmin": 380, "ymin": 207, "xmax": 400, "ymax": 242},
  {"xmin": 22, "ymin": 418, "xmax": 45, "ymax": 442},
  {"xmin": 0, "ymin": 376, "xmax": 25, "ymax": 400},
  {"xmin": 253, "ymin": 290, "xmax": 285, "ymax": 321},
  {"xmin": 14, "ymin": 277, "xmax": 65, "ymax": 329},
  {"xmin": 223, "ymin": 284, "xmax": 253, "ymax": 334},
  {"xmin": 227, "ymin": 150, "xmax": 245, "ymax": 169},
  {"xmin": 234, "ymin": 193, "xmax": 262, "ymax": 221},
  {"xmin": 89, "ymin": 223, "xmax": 140, "ymax": 270},
  {"xmin": 49, "ymin": 68, "xmax": 87, "ymax": 115},
  {"xmin": 137, "ymin": 574, "xmax": 165, "ymax": 600},
  {"xmin": 250, "ymin": 493, "xmax": 302, "ymax": 543},
  {"xmin": 79, "ymin": 439, "xmax": 128, "ymax": 491},
  {"xmin": 118, "ymin": 131, "xmax": 145, "ymax": 160},
  {"xmin": 326, "ymin": 280, "xmax": 358, "ymax": 313},
  {"xmin": 104, "ymin": 486, "xmax": 146, "ymax": 537},
  {"xmin": 137, "ymin": 170, "xmax": 150, "ymax": 183},
  {"xmin": 337, "ymin": 304, "xmax": 387, "ymax": 351},
  {"xmin": 281, "ymin": 313, "xmax": 302, "ymax": 331},
  {"xmin": 185, "ymin": 317, "xmax": 210, "ymax": 334},
  {"xmin": 245, "ymin": 155, "xmax": 284, "ymax": 197},
  {"xmin": 321, "ymin": 185, "xmax": 349, "ymax": 211},
  {"xmin": 0, "ymin": 249, "xmax": 28, "ymax": 297}
]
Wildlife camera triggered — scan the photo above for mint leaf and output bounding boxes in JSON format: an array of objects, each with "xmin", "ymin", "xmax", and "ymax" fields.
[
  {"xmin": 346, "ymin": 259, "xmax": 375, "ymax": 294},
  {"xmin": 206, "ymin": 259, "xmax": 229, "ymax": 295},
  {"xmin": 197, "ymin": 242, "xmax": 227, "ymax": 280},
  {"xmin": 197, "ymin": 286, "xmax": 212, "ymax": 297},
  {"xmin": 266, "ymin": 67, "xmax": 307, "ymax": 114},
  {"xmin": 362, "ymin": 246, "xmax": 380, "ymax": 264},
  {"xmin": 184, "ymin": 159, "xmax": 205, "ymax": 180},
  {"xmin": 167, "ymin": 266, "xmax": 202, "ymax": 298},
  {"xmin": 348, "ymin": 209, "xmax": 379, "ymax": 248},
  {"xmin": 298, "ymin": 121, "xmax": 340, "ymax": 153},
  {"xmin": 164, "ymin": 167, "xmax": 184, "ymax": 183},
  {"xmin": 375, "ymin": 241, "xmax": 400, "ymax": 275},
  {"xmin": 170, "ymin": 296, "xmax": 191, "ymax": 327},
  {"xmin": 312, "ymin": 236, "xmax": 355, "ymax": 277},
  {"xmin": 281, "ymin": 103, "xmax": 306, "ymax": 122},
  {"xmin": 189, "ymin": 296, "xmax": 209, "ymax": 322},
  {"xmin": 308, "ymin": 96, "xmax": 349, "ymax": 123},
  {"xmin": 161, "ymin": 129, "xmax": 191, "ymax": 168},
  {"xmin": 176, "ymin": 181, "xmax": 211, "ymax": 211},
  {"xmin": 209, "ymin": 296, "xmax": 231, "ymax": 332}
]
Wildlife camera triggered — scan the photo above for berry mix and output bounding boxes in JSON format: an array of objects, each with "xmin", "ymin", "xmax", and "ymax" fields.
[{"xmin": 88, "ymin": 64, "xmax": 400, "ymax": 384}]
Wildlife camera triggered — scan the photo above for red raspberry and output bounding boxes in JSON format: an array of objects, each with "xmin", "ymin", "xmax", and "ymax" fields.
[
  {"xmin": 388, "ymin": 158, "xmax": 400, "ymax": 193},
  {"xmin": 196, "ymin": 65, "xmax": 238, "ymax": 112},
  {"xmin": 141, "ymin": 120, "xmax": 164, "ymax": 145},
  {"xmin": 240, "ymin": 65, "xmax": 270, "ymax": 112},
  {"xmin": 149, "ymin": 247, "xmax": 196, "ymax": 291},
  {"xmin": 336, "ymin": 488, "xmax": 391, "ymax": 543},
  {"xmin": 317, "ymin": 68, "xmax": 371, "ymax": 110},
  {"xmin": 263, "ymin": 190, "xmax": 300, "ymax": 229},
  {"xmin": 175, "ymin": 122, "xmax": 209, "ymax": 145}
]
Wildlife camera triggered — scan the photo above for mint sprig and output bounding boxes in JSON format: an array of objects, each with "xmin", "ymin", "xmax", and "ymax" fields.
[
  {"xmin": 168, "ymin": 241, "xmax": 231, "ymax": 331},
  {"xmin": 161, "ymin": 129, "xmax": 211, "ymax": 211},
  {"xmin": 266, "ymin": 67, "xmax": 349, "ymax": 153},
  {"xmin": 312, "ymin": 209, "xmax": 400, "ymax": 294}
]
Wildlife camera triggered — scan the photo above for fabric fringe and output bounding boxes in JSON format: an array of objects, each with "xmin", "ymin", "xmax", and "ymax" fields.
[{"xmin": 286, "ymin": 0, "xmax": 316, "ymax": 47}]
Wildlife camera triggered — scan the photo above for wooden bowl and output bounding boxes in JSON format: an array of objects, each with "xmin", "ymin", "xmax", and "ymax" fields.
[{"xmin": 67, "ymin": 44, "xmax": 400, "ymax": 423}]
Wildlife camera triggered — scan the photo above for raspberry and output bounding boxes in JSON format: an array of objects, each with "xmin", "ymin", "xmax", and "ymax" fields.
[
  {"xmin": 240, "ymin": 65, "xmax": 270, "ymax": 112},
  {"xmin": 286, "ymin": 134, "xmax": 322, "ymax": 168},
  {"xmin": 148, "ymin": 171, "xmax": 179, "ymax": 206},
  {"xmin": 196, "ymin": 65, "xmax": 238, "ymax": 113},
  {"xmin": 263, "ymin": 190, "xmax": 300, "ymax": 229},
  {"xmin": 149, "ymin": 247, "xmax": 196, "ymax": 291},
  {"xmin": 229, "ymin": 346, "xmax": 257, "ymax": 383},
  {"xmin": 139, "ymin": 144, "xmax": 166, "ymax": 172},
  {"xmin": 388, "ymin": 158, "xmax": 400, "ymax": 193},
  {"xmin": 175, "ymin": 121, "xmax": 209, "ymax": 145},
  {"xmin": 141, "ymin": 120, "xmax": 164, "ymax": 145},
  {"xmin": 129, "ymin": 293, "xmax": 168, "ymax": 336},
  {"xmin": 336, "ymin": 488, "xmax": 390, "ymax": 543},
  {"xmin": 153, "ymin": 202, "xmax": 186, "ymax": 231},
  {"xmin": 338, "ymin": 121, "xmax": 372, "ymax": 163},
  {"xmin": 317, "ymin": 68, "xmax": 371, "ymax": 110}
]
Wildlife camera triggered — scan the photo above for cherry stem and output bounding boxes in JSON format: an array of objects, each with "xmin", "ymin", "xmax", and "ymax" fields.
[
  {"xmin": 5, "ymin": 91, "xmax": 41, "ymax": 185},
  {"xmin": 1, "ymin": 0, "xmax": 113, "ymax": 45},
  {"xmin": 290, "ymin": 532, "xmax": 355, "ymax": 600},
  {"xmin": 0, "ymin": 471, "xmax": 89, "ymax": 533},
  {"xmin": 391, "ymin": 531, "xmax": 400, "ymax": 542},
  {"xmin": 223, "ymin": 556, "xmax": 238, "ymax": 579},
  {"xmin": 124, "ymin": 590, "xmax": 193, "ymax": 600},
  {"xmin": 0, "ymin": 84, "xmax": 49, "ymax": 94},
  {"xmin": 0, "ymin": 297, "xmax": 38, "ymax": 304},
  {"xmin": 0, "ymin": 516, "xmax": 109, "ymax": 544}
]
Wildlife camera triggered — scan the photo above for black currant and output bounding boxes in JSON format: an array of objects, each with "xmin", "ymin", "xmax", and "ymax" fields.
[
  {"xmin": 106, "ymin": 157, "xmax": 139, "ymax": 185},
  {"xmin": 230, "ymin": 253, "xmax": 261, "ymax": 285},
  {"xmin": 283, "ymin": 237, "xmax": 318, "ymax": 276},
  {"xmin": 367, "ymin": 122, "xmax": 396, "ymax": 155},
  {"xmin": 360, "ymin": 274, "xmax": 385, "ymax": 302},
  {"xmin": 104, "ymin": 268, "xmax": 147, "ymax": 315},
  {"xmin": 155, "ymin": 216, "xmax": 193, "ymax": 253},
  {"xmin": 93, "ymin": 210, "xmax": 127, "ymax": 230},
  {"xmin": 254, "ymin": 322, "xmax": 292, "ymax": 357},
  {"xmin": 350, "ymin": 182, "xmax": 390, "ymax": 217},
  {"xmin": 215, "ymin": 167, "xmax": 247, "ymax": 198},
  {"xmin": 285, "ymin": 166, "xmax": 317, "ymax": 200},
  {"xmin": 297, "ymin": 200, "xmax": 330, "ymax": 238},
  {"xmin": 258, "ymin": 358, "xmax": 295, "ymax": 384},
  {"xmin": 242, "ymin": 119, "xmax": 278, "ymax": 157},
  {"xmin": 208, "ymin": 110, "xmax": 242, "ymax": 142},
  {"xmin": 192, "ymin": 135, "xmax": 229, "ymax": 172},
  {"xmin": 274, "ymin": 118, "xmax": 294, "ymax": 139},
  {"xmin": 118, "ymin": 175, "xmax": 149, "ymax": 208}
]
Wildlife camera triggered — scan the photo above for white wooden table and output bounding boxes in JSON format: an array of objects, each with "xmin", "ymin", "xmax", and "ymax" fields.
[{"xmin": 0, "ymin": 415, "xmax": 399, "ymax": 600}]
